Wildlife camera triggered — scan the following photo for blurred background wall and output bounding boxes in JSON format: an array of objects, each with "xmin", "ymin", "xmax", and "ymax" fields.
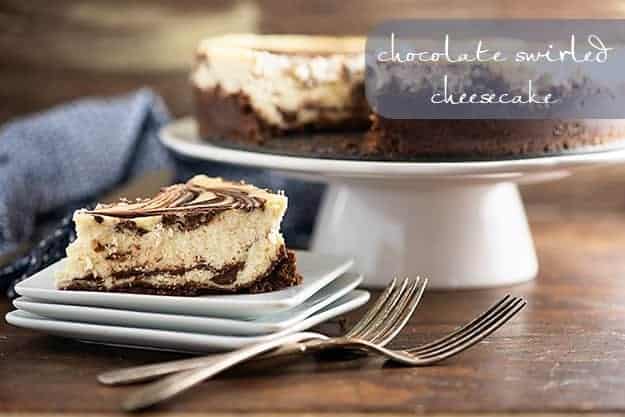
[{"xmin": 3, "ymin": 0, "xmax": 625, "ymax": 215}]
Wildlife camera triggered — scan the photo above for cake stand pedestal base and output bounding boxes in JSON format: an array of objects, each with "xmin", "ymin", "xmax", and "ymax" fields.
[{"xmin": 312, "ymin": 180, "xmax": 538, "ymax": 289}]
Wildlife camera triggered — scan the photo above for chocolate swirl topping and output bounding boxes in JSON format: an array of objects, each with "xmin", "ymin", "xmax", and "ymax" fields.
[{"xmin": 87, "ymin": 181, "xmax": 265, "ymax": 218}]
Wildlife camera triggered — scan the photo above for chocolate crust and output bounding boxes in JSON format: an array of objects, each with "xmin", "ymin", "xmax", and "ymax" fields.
[
  {"xmin": 194, "ymin": 85, "xmax": 273, "ymax": 144},
  {"xmin": 194, "ymin": 83, "xmax": 625, "ymax": 160},
  {"xmin": 362, "ymin": 116, "xmax": 625, "ymax": 160},
  {"xmin": 60, "ymin": 250, "xmax": 302, "ymax": 296},
  {"xmin": 194, "ymin": 86, "xmax": 370, "ymax": 144},
  {"xmin": 245, "ymin": 249, "xmax": 301, "ymax": 293}
]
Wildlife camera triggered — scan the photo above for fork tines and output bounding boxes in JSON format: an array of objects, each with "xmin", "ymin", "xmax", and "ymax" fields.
[
  {"xmin": 407, "ymin": 294, "xmax": 526, "ymax": 360},
  {"xmin": 346, "ymin": 277, "xmax": 428, "ymax": 346}
]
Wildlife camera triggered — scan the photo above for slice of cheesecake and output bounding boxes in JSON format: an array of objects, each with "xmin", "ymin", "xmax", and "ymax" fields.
[
  {"xmin": 192, "ymin": 34, "xmax": 369, "ymax": 143},
  {"xmin": 55, "ymin": 176, "xmax": 301, "ymax": 295}
]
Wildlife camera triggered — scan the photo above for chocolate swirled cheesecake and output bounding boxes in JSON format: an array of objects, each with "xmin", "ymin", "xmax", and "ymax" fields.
[
  {"xmin": 55, "ymin": 176, "xmax": 302, "ymax": 295},
  {"xmin": 192, "ymin": 33, "xmax": 625, "ymax": 160}
]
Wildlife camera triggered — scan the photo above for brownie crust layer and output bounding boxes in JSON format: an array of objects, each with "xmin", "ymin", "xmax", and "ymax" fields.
[
  {"xmin": 61, "ymin": 249, "xmax": 302, "ymax": 296},
  {"xmin": 194, "ymin": 86, "xmax": 369, "ymax": 144},
  {"xmin": 197, "ymin": 121, "xmax": 625, "ymax": 162},
  {"xmin": 195, "ymin": 88, "xmax": 625, "ymax": 160},
  {"xmin": 363, "ymin": 116, "xmax": 625, "ymax": 160}
]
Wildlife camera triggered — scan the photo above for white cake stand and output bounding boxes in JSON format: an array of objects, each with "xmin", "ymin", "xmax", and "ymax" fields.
[{"xmin": 160, "ymin": 117, "xmax": 625, "ymax": 289}]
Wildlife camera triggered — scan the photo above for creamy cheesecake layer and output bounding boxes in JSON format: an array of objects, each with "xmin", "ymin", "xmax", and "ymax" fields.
[
  {"xmin": 192, "ymin": 34, "xmax": 367, "ymax": 136},
  {"xmin": 55, "ymin": 176, "xmax": 301, "ymax": 294}
]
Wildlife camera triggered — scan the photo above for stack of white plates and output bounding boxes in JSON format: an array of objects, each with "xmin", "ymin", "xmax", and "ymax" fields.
[{"xmin": 6, "ymin": 251, "xmax": 369, "ymax": 353}]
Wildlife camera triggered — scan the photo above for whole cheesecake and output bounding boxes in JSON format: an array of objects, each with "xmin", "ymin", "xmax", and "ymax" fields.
[{"xmin": 191, "ymin": 33, "xmax": 625, "ymax": 160}]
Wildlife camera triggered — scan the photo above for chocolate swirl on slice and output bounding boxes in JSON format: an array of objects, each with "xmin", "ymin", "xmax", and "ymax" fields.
[{"xmin": 87, "ymin": 182, "xmax": 265, "ymax": 218}]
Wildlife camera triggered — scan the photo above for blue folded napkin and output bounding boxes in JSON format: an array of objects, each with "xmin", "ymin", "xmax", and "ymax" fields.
[
  {"xmin": 0, "ymin": 89, "xmax": 173, "ymax": 258},
  {"xmin": 0, "ymin": 89, "xmax": 323, "ymax": 297}
]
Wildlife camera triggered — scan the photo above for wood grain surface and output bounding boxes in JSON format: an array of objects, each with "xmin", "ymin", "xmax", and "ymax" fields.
[
  {"xmin": 2, "ymin": 213, "xmax": 625, "ymax": 415},
  {"xmin": 3, "ymin": 1, "xmax": 625, "ymax": 415}
]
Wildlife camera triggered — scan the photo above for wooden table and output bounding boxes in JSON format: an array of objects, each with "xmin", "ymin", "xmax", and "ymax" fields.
[
  {"xmin": 3, "ymin": 2, "xmax": 625, "ymax": 415},
  {"xmin": 2, "ymin": 209, "xmax": 625, "ymax": 416}
]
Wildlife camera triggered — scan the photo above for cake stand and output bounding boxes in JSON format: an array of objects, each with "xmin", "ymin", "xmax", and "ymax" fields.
[{"xmin": 160, "ymin": 117, "xmax": 625, "ymax": 289}]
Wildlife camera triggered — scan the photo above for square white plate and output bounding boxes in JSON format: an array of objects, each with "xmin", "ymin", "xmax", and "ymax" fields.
[
  {"xmin": 6, "ymin": 290, "xmax": 370, "ymax": 352},
  {"xmin": 14, "ymin": 251, "xmax": 353, "ymax": 319},
  {"xmin": 13, "ymin": 273, "xmax": 362, "ymax": 336}
]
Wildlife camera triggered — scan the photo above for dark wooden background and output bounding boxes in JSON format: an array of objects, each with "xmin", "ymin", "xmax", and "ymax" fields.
[
  {"xmin": 3, "ymin": 0, "xmax": 625, "ymax": 218},
  {"xmin": 4, "ymin": 215, "xmax": 625, "ymax": 416},
  {"xmin": 4, "ymin": 0, "xmax": 625, "ymax": 122}
]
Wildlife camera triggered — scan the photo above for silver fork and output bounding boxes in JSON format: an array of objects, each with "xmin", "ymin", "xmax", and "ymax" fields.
[
  {"xmin": 119, "ymin": 277, "xmax": 427, "ymax": 411},
  {"xmin": 122, "ymin": 292, "xmax": 524, "ymax": 411},
  {"xmin": 98, "ymin": 277, "xmax": 427, "ymax": 385},
  {"xmin": 302, "ymin": 294, "xmax": 526, "ymax": 365},
  {"xmin": 99, "ymin": 276, "xmax": 426, "ymax": 387}
]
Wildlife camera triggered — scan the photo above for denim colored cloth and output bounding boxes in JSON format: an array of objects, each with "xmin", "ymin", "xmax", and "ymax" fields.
[
  {"xmin": 0, "ymin": 89, "xmax": 323, "ymax": 297},
  {"xmin": 0, "ymin": 89, "xmax": 173, "ymax": 258}
]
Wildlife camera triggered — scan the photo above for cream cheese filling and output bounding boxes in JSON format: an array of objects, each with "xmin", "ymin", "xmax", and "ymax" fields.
[
  {"xmin": 56, "ymin": 200, "xmax": 288, "ymax": 290},
  {"xmin": 192, "ymin": 34, "xmax": 365, "ymax": 129}
]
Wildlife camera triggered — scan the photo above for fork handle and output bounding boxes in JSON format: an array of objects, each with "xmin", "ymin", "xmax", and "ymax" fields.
[
  {"xmin": 98, "ymin": 335, "xmax": 326, "ymax": 386},
  {"xmin": 122, "ymin": 332, "xmax": 326, "ymax": 411}
]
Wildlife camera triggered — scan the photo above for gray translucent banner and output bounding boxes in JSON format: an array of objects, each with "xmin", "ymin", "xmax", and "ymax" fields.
[{"xmin": 365, "ymin": 20, "xmax": 625, "ymax": 119}]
